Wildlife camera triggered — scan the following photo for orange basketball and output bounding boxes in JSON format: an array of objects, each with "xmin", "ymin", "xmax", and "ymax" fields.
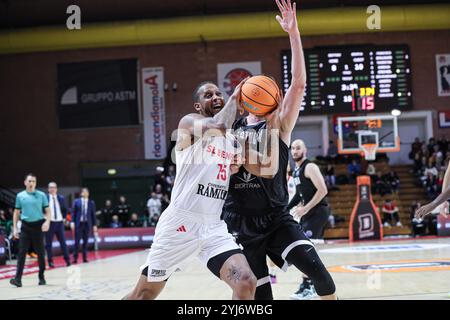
[{"xmin": 240, "ymin": 75, "xmax": 280, "ymax": 116}]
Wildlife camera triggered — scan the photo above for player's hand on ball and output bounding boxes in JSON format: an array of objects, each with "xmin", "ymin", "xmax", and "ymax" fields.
[{"xmin": 294, "ymin": 205, "xmax": 308, "ymax": 220}]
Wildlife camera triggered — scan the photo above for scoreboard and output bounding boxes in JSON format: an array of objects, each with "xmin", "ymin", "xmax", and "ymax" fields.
[{"xmin": 281, "ymin": 45, "xmax": 413, "ymax": 114}]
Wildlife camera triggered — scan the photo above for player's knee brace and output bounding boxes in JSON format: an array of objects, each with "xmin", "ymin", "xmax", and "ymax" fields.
[{"xmin": 286, "ymin": 245, "xmax": 336, "ymax": 296}]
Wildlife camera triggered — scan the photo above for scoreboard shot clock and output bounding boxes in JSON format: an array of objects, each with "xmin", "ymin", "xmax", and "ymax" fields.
[{"xmin": 281, "ymin": 44, "xmax": 413, "ymax": 114}]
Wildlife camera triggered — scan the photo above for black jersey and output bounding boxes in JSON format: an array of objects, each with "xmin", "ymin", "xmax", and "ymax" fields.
[
  {"xmin": 287, "ymin": 159, "xmax": 328, "ymax": 211},
  {"xmin": 223, "ymin": 117, "xmax": 289, "ymax": 215}
]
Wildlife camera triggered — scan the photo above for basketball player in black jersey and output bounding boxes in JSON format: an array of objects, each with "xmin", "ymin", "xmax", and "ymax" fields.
[
  {"xmin": 222, "ymin": 0, "xmax": 336, "ymax": 300},
  {"xmin": 287, "ymin": 139, "xmax": 331, "ymax": 300}
]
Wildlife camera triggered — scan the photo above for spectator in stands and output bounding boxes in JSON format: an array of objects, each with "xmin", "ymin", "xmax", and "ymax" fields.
[
  {"xmin": 437, "ymin": 136, "xmax": 449, "ymax": 154},
  {"xmin": 326, "ymin": 140, "xmax": 338, "ymax": 163},
  {"xmin": 154, "ymin": 184, "xmax": 170, "ymax": 211},
  {"xmin": 99, "ymin": 199, "xmax": 114, "ymax": 228},
  {"xmin": 146, "ymin": 192, "xmax": 161, "ymax": 217},
  {"xmin": 347, "ymin": 159, "xmax": 361, "ymax": 183},
  {"xmin": 386, "ymin": 171, "xmax": 400, "ymax": 194},
  {"xmin": 427, "ymin": 138, "xmax": 437, "ymax": 155},
  {"xmin": 148, "ymin": 213, "xmax": 160, "ymax": 227},
  {"xmin": 373, "ymin": 171, "xmax": 388, "ymax": 196},
  {"xmin": 424, "ymin": 171, "xmax": 438, "ymax": 199},
  {"xmin": 0, "ymin": 209, "xmax": 11, "ymax": 235},
  {"xmin": 164, "ymin": 165, "xmax": 176, "ymax": 195},
  {"xmin": 382, "ymin": 199, "xmax": 402, "ymax": 227},
  {"xmin": 437, "ymin": 170, "xmax": 445, "ymax": 194},
  {"xmin": 422, "ymin": 163, "xmax": 438, "ymax": 185},
  {"xmin": 410, "ymin": 201, "xmax": 426, "ymax": 237},
  {"xmin": 411, "ymin": 137, "xmax": 422, "ymax": 157},
  {"xmin": 115, "ymin": 195, "xmax": 131, "ymax": 225},
  {"xmin": 413, "ymin": 152, "xmax": 423, "ymax": 176},
  {"xmin": 127, "ymin": 213, "xmax": 143, "ymax": 228},
  {"xmin": 110, "ymin": 215, "xmax": 122, "ymax": 228},
  {"xmin": 153, "ymin": 167, "xmax": 167, "ymax": 191},
  {"xmin": 154, "ymin": 184, "xmax": 164, "ymax": 199},
  {"xmin": 324, "ymin": 164, "xmax": 337, "ymax": 190},
  {"xmin": 366, "ymin": 163, "xmax": 377, "ymax": 182}
]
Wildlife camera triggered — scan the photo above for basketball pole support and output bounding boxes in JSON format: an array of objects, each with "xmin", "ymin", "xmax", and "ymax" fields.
[{"xmin": 348, "ymin": 176, "xmax": 384, "ymax": 241}]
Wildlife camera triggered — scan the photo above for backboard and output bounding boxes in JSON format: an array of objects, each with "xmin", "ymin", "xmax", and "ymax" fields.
[{"xmin": 337, "ymin": 115, "xmax": 400, "ymax": 160}]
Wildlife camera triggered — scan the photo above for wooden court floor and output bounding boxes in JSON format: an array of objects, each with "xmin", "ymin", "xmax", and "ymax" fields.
[{"xmin": 0, "ymin": 237, "xmax": 449, "ymax": 300}]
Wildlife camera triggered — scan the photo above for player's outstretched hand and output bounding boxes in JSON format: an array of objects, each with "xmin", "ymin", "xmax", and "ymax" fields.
[
  {"xmin": 415, "ymin": 203, "xmax": 434, "ymax": 220},
  {"xmin": 275, "ymin": 0, "xmax": 298, "ymax": 34}
]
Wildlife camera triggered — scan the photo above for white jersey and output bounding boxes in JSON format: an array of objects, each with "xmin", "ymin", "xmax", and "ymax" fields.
[
  {"xmin": 141, "ymin": 133, "xmax": 241, "ymax": 281},
  {"xmin": 170, "ymin": 133, "xmax": 238, "ymax": 220}
]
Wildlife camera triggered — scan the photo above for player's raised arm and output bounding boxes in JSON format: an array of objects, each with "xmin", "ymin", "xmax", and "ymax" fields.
[{"xmin": 275, "ymin": 0, "xmax": 306, "ymax": 135}]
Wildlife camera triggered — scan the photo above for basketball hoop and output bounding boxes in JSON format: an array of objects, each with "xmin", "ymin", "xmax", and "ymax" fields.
[{"xmin": 361, "ymin": 143, "xmax": 377, "ymax": 161}]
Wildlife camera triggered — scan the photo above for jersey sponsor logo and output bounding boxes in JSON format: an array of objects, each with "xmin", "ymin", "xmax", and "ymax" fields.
[
  {"xmin": 237, "ymin": 172, "xmax": 255, "ymax": 183},
  {"xmin": 150, "ymin": 269, "xmax": 167, "ymax": 277},
  {"xmin": 234, "ymin": 172, "xmax": 261, "ymax": 189},
  {"xmin": 196, "ymin": 183, "xmax": 228, "ymax": 200},
  {"xmin": 320, "ymin": 243, "xmax": 450, "ymax": 253},
  {"xmin": 206, "ymin": 144, "xmax": 235, "ymax": 161},
  {"xmin": 328, "ymin": 259, "xmax": 450, "ymax": 273}
]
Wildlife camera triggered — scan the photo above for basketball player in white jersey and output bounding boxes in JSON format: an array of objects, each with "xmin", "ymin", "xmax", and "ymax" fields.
[{"xmin": 123, "ymin": 79, "xmax": 278, "ymax": 300}]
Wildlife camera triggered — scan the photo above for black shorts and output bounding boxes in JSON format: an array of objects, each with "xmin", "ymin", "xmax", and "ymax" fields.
[
  {"xmin": 222, "ymin": 209, "xmax": 313, "ymax": 283},
  {"xmin": 300, "ymin": 205, "xmax": 330, "ymax": 240}
]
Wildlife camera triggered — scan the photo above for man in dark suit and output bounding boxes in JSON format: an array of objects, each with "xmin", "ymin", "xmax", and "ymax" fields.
[
  {"xmin": 71, "ymin": 187, "xmax": 97, "ymax": 263},
  {"xmin": 45, "ymin": 182, "xmax": 71, "ymax": 268}
]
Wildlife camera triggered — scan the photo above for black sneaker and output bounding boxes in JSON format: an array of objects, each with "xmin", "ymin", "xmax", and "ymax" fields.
[
  {"xmin": 10, "ymin": 278, "xmax": 22, "ymax": 287},
  {"xmin": 48, "ymin": 261, "xmax": 55, "ymax": 268},
  {"xmin": 38, "ymin": 278, "xmax": 46, "ymax": 286}
]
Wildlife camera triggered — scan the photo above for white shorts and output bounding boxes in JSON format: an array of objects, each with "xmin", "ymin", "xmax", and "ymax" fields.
[{"xmin": 140, "ymin": 206, "xmax": 240, "ymax": 282}]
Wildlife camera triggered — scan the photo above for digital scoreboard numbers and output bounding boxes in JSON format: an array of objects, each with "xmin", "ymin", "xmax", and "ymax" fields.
[{"xmin": 281, "ymin": 45, "xmax": 413, "ymax": 114}]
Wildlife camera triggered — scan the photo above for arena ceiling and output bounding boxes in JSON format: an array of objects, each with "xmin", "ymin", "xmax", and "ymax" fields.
[{"xmin": 1, "ymin": 0, "xmax": 448, "ymax": 29}]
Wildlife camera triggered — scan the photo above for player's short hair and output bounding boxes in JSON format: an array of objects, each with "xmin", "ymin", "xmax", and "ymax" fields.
[
  {"xmin": 24, "ymin": 173, "xmax": 36, "ymax": 180},
  {"xmin": 192, "ymin": 81, "xmax": 216, "ymax": 103}
]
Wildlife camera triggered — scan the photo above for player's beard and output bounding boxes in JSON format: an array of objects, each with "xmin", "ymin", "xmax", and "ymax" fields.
[{"xmin": 293, "ymin": 152, "xmax": 305, "ymax": 162}]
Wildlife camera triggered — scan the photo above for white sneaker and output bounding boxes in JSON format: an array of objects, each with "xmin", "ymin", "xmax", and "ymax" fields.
[
  {"xmin": 290, "ymin": 286, "xmax": 318, "ymax": 300},
  {"xmin": 383, "ymin": 222, "xmax": 391, "ymax": 227},
  {"xmin": 396, "ymin": 221, "xmax": 403, "ymax": 227}
]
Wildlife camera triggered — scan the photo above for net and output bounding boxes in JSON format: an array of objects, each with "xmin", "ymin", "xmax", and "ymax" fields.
[{"xmin": 361, "ymin": 143, "xmax": 377, "ymax": 161}]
